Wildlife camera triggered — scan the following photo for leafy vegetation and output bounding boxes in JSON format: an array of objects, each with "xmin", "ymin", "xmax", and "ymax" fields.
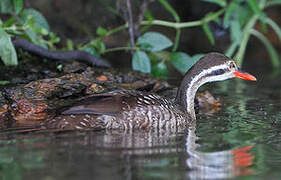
[
  {"xmin": 0, "ymin": 0, "xmax": 281, "ymax": 77},
  {"xmin": 223, "ymin": 0, "xmax": 281, "ymax": 68},
  {"xmin": 0, "ymin": 0, "xmax": 59, "ymax": 66}
]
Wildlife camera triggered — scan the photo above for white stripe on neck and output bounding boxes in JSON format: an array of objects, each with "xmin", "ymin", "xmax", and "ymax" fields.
[{"xmin": 185, "ymin": 64, "xmax": 234, "ymax": 117}]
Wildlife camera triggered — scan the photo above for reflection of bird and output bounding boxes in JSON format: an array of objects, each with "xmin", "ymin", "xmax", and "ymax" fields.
[
  {"xmin": 43, "ymin": 52, "xmax": 256, "ymax": 130},
  {"xmin": 186, "ymin": 125, "xmax": 254, "ymax": 179}
]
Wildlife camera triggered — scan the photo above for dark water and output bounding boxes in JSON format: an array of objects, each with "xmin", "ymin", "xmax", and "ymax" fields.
[{"xmin": 0, "ymin": 73, "xmax": 280, "ymax": 180}]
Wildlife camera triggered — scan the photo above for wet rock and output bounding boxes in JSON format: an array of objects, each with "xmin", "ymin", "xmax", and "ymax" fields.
[
  {"xmin": 0, "ymin": 104, "xmax": 9, "ymax": 127},
  {"xmin": 85, "ymin": 83, "xmax": 105, "ymax": 94},
  {"xmin": 3, "ymin": 69, "xmax": 99, "ymax": 125},
  {"xmin": 10, "ymin": 99, "xmax": 48, "ymax": 122},
  {"xmin": 0, "ymin": 92, "xmax": 10, "ymax": 128}
]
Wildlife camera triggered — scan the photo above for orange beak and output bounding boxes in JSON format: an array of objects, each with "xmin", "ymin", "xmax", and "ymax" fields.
[{"xmin": 234, "ymin": 69, "xmax": 257, "ymax": 81}]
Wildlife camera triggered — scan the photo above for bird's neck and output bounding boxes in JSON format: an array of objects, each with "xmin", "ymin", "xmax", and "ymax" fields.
[{"xmin": 175, "ymin": 68, "xmax": 212, "ymax": 119}]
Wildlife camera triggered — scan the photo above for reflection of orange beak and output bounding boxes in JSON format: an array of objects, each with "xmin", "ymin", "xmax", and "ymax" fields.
[
  {"xmin": 232, "ymin": 145, "xmax": 254, "ymax": 176},
  {"xmin": 234, "ymin": 69, "xmax": 257, "ymax": 81}
]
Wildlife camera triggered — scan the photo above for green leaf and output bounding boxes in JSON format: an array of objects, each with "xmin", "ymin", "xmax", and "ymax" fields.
[
  {"xmin": 0, "ymin": 28, "xmax": 18, "ymax": 66},
  {"xmin": 0, "ymin": 0, "xmax": 13, "ymax": 14},
  {"xmin": 250, "ymin": 29, "xmax": 280, "ymax": 68},
  {"xmin": 20, "ymin": 8, "xmax": 50, "ymax": 31},
  {"xmin": 150, "ymin": 51, "xmax": 170, "ymax": 63},
  {"xmin": 56, "ymin": 64, "xmax": 63, "ymax": 72},
  {"xmin": 237, "ymin": 6, "xmax": 253, "ymax": 27},
  {"xmin": 247, "ymin": 0, "xmax": 266, "ymax": 22},
  {"xmin": 49, "ymin": 32, "xmax": 60, "ymax": 43},
  {"xmin": 96, "ymin": 26, "xmax": 108, "ymax": 36},
  {"xmin": 137, "ymin": 32, "xmax": 173, "ymax": 52},
  {"xmin": 86, "ymin": 39, "xmax": 106, "ymax": 54},
  {"xmin": 0, "ymin": 81, "xmax": 10, "ymax": 85},
  {"xmin": 24, "ymin": 29, "xmax": 38, "ymax": 43},
  {"xmin": 224, "ymin": 2, "xmax": 253, "ymax": 28},
  {"xmin": 230, "ymin": 21, "xmax": 242, "ymax": 44},
  {"xmin": 66, "ymin": 39, "xmax": 74, "ymax": 50},
  {"xmin": 84, "ymin": 46, "xmax": 100, "ymax": 57},
  {"xmin": 170, "ymin": 52, "xmax": 203, "ymax": 73},
  {"xmin": 266, "ymin": 18, "xmax": 281, "ymax": 41},
  {"xmin": 224, "ymin": 2, "xmax": 237, "ymax": 28},
  {"xmin": 13, "ymin": 0, "xmax": 23, "ymax": 14},
  {"xmin": 202, "ymin": 23, "xmax": 215, "ymax": 45},
  {"xmin": 96, "ymin": 40, "xmax": 106, "ymax": 54},
  {"xmin": 152, "ymin": 61, "xmax": 168, "ymax": 77},
  {"xmin": 2, "ymin": 17, "xmax": 16, "ymax": 27},
  {"xmin": 132, "ymin": 51, "xmax": 151, "ymax": 73},
  {"xmin": 144, "ymin": 10, "xmax": 154, "ymax": 21},
  {"xmin": 201, "ymin": 0, "xmax": 226, "ymax": 7}
]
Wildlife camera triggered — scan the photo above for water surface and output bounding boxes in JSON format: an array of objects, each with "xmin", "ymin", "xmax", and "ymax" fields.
[{"xmin": 0, "ymin": 73, "xmax": 280, "ymax": 180}]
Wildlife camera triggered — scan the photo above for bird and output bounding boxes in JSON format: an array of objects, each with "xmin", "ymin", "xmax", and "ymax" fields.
[{"xmin": 42, "ymin": 52, "xmax": 256, "ymax": 131}]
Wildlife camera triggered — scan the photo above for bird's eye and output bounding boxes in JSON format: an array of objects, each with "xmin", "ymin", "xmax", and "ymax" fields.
[
  {"xmin": 213, "ymin": 69, "xmax": 225, "ymax": 75},
  {"xmin": 229, "ymin": 62, "xmax": 236, "ymax": 69}
]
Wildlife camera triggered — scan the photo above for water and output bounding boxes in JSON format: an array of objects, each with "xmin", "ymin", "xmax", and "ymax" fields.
[{"xmin": 0, "ymin": 73, "xmax": 280, "ymax": 180}]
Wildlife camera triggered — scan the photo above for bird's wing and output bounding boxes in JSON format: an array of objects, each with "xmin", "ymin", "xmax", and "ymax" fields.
[{"xmin": 61, "ymin": 90, "xmax": 138, "ymax": 116}]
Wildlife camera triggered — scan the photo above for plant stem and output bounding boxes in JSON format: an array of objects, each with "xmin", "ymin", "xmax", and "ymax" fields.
[
  {"xmin": 100, "ymin": 8, "xmax": 224, "ymax": 55},
  {"xmin": 105, "ymin": 24, "xmax": 128, "ymax": 36},
  {"xmin": 158, "ymin": 0, "xmax": 181, "ymax": 51},
  {"xmin": 3, "ymin": 25, "xmax": 29, "ymax": 31},
  {"xmin": 144, "ymin": 9, "xmax": 224, "ymax": 28},
  {"xmin": 104, "ymin": 46, "xmax": 139, "ymax": 53},
  {"xmin": 234, "ymin": 15, "xmax": 258, "ymax": 66},
  {"xmin": 172, "ymin": 29, "xmax": 181, "ymax": 52},
  {"xmin": 103, "ymin": 9, "xmax": 224, "ymax": 37},
  {"xmin": 126, "ymin": 0, "xmax": 135, "ymax": 55},
  {"xmin": 250, "ymin": 29, "xmax": 280, "ymax": 68},
  {"xmin": 266, "ymin": 18, "xmax": 281, "ymax": 41}
]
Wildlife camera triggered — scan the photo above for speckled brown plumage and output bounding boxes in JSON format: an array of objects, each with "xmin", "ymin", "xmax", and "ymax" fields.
[{"xmin": 43, "ymin": 90, "xmax": 192, "ymax": 131}]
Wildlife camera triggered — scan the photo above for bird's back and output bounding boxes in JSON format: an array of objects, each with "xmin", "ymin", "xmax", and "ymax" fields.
[{"xmin": 43, "ymin": 90, "xmax": 191, "ymax": 131}]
